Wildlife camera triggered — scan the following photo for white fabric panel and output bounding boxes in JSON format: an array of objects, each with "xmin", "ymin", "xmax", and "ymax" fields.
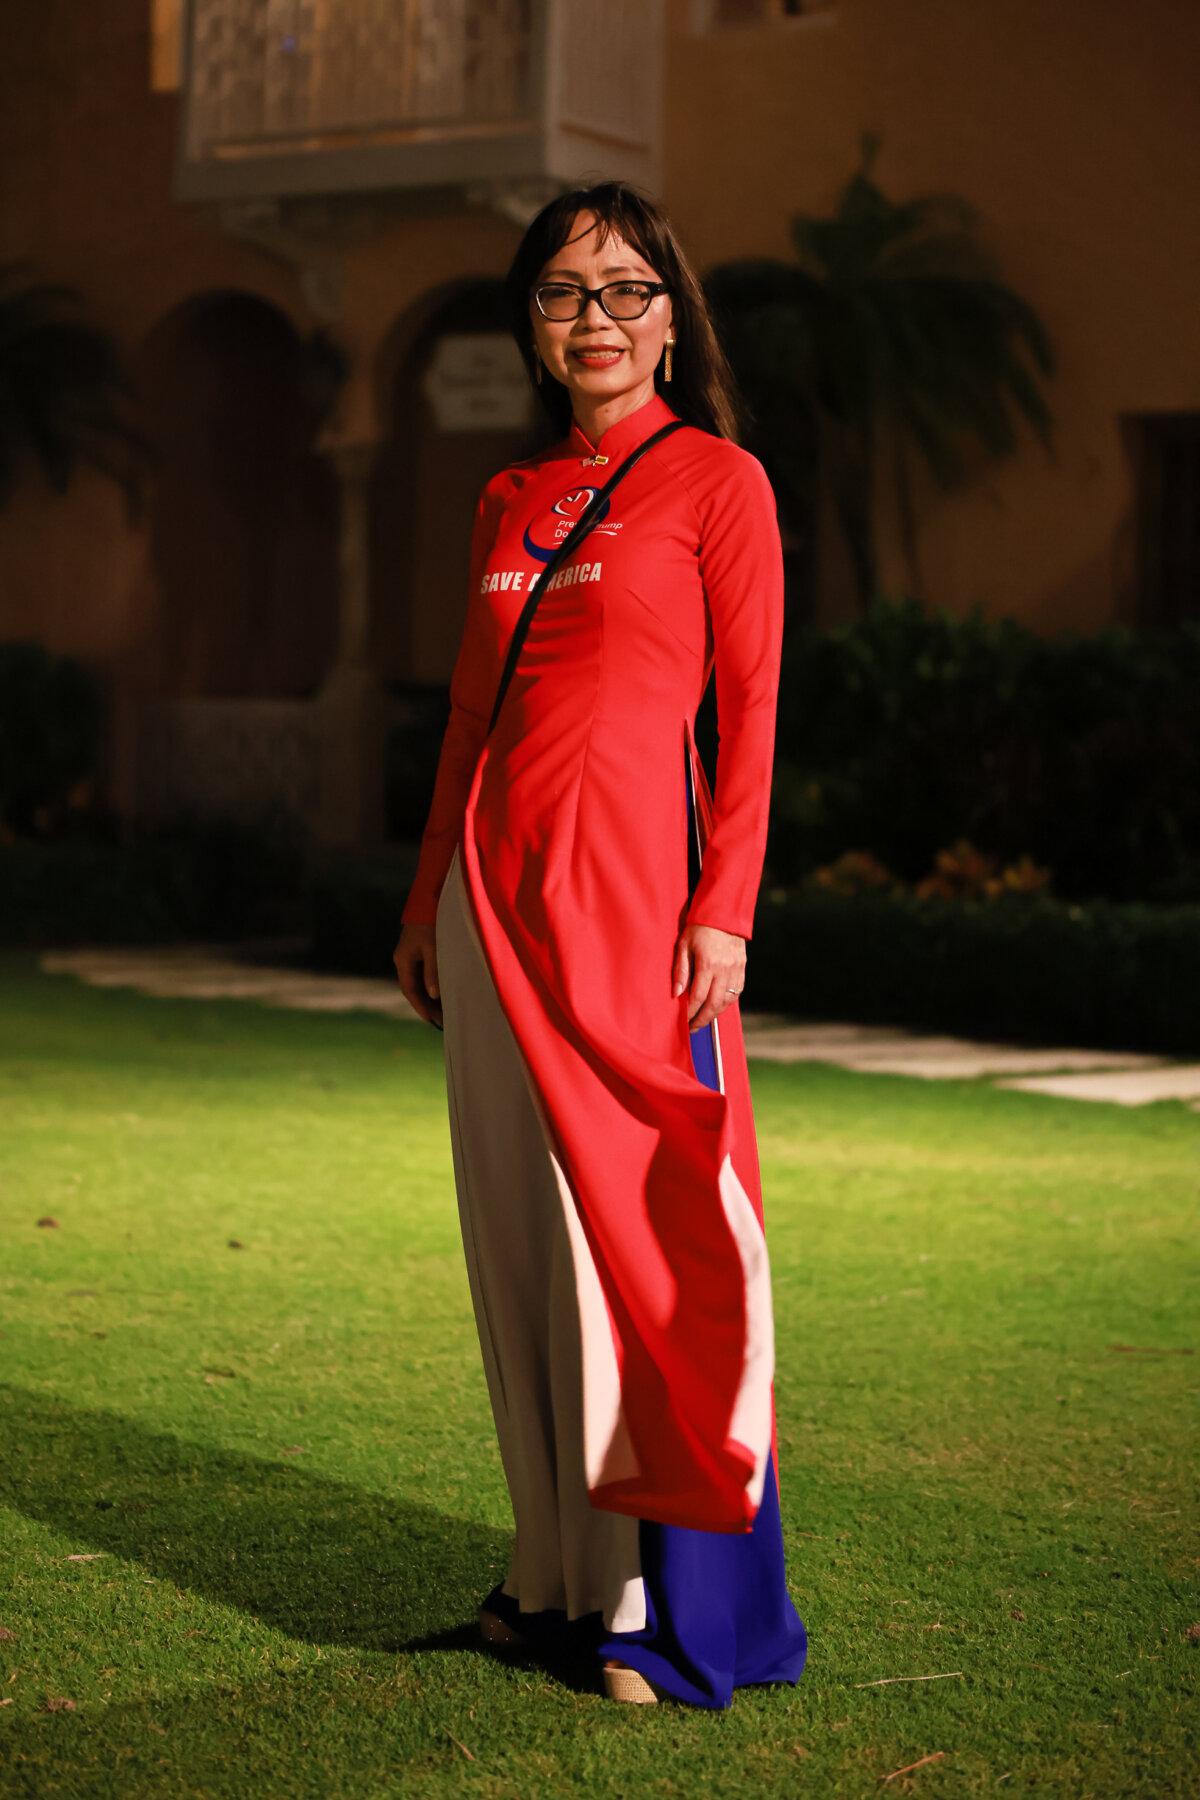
[
  {"xmin": 436, "ymin": 843, "xmax": 647, "ymax": 1632},
  {"xmin": 716, "ymin": 1150, "xmax": 775, "ymax": 1513}
]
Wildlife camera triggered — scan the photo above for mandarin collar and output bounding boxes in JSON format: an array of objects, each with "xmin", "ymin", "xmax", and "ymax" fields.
[{"xmin": 564, "ymin": 389, "xmax": 680, "ymax": 466}]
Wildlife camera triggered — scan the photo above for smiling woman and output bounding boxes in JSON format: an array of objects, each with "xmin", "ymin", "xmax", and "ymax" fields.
[
  {"xmin": 528, "ymin": 243, "xmax": 676, "ymax": 419},
  {"xmin": 393, "ymin": 180, "xmax": 807, "ymax": 1711}
]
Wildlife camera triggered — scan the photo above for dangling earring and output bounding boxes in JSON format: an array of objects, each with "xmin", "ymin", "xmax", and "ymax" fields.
[
  {"xmin": 663, "ymin": 335, "xmax": 675, "ymax": 382},
  {"xmin": 533, "ymin": 348, "xmax": 543, "ymax": 384}
]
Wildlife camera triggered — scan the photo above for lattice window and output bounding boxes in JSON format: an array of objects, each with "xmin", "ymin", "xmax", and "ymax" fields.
[
  {"xmin": 138, "ymin": 701, "xmax": 321, "ymax": 828},
  {"xmin": 184, "ymin": 0, "xmax": 534, "ymax": 156}
]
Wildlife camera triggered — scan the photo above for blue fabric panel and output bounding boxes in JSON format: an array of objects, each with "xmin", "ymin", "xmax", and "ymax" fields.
[
  {"xmin": 479, "ymin": 741, "xmax": 808, "ymax": 1709},
  {"xmin": 585, "ymin": 744, "xmax": 807, "ymax": 1705},
  {"xmin": 684, "ymin": 732, "xmax": 721, "ymax": 1089},
  {"xmin": 482, "ymin": 1434, "xmax": 807, "ymax": 1711},
  {"xmin": 592, "ymin": 1444, "xmax": 808, "ymax": 1707}
]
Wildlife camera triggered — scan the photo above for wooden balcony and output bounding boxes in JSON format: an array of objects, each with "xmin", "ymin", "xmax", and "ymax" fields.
[{"xmin": 175, "ymin": 0, "xmax": 664, "ymax": 203}]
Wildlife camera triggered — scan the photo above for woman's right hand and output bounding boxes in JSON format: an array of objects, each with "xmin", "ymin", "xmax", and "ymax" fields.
[{"xmin": 394, "ymin": 922, "xmax": 443, "ymax": 1031}]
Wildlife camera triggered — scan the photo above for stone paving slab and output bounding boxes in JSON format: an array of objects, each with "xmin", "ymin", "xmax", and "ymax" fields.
[
  {"xmin": 739, "ymin": 1024, "xmax": 1161, "ymax": 1077},
  {"xmin": 244, "ymin": 980, "xmax": 410, "ymax": 1014},
  {"xmin": 816, "ymin": 1044, "xmax": 1162, "ymax": 1078},
  {"xmin": 995, "ymin": 1066, "xmax": 1200, "ymax": 1107},
  {"xmin": 41, "ymin": 949, "xmax": 296, "ymax": 987},
  {"xmin": 739, "ymin": 1015, "xmax": 914, "ymax": 1043},
  {"xmin": 741, "ymin": 1026, "xmax": 918, "ymax": 1061},
  {"xmin": 34, "ymin": 944, "xmax": 1197, "ymax": 1108},
  {"xmin": 38, "ymin": 947, "xmax": 414, "ymax": 1018}
]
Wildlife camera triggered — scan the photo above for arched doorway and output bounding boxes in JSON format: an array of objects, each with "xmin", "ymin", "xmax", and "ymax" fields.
[
  {"xmin": 371, "ymin": 278, "xmax": 548, "ymax": 687},
  {"xmin": 137, "ymin": 290, "xmax": 341, "ymax": 699},
  {"xmin": 371, "ymin": 278, "xmax": 549, "ymax": 839},
  {"xmin": 132, "ymin": 291, "xmax": 344, "ymax": 833}
]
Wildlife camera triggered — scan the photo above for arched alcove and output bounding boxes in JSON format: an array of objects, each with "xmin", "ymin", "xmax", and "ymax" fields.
[
  {"xmin": 370, "ymin": 278, "xmax": 551, "ymax": 689},
  {"xmin": 136, "ymin": 290, "xmax": 340, "ymax": 700}
]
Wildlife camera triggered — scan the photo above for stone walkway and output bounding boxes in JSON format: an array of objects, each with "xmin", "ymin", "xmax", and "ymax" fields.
[{"xmin": 38, "ymin": 944, "xmax": 1200, "ymax": 1112}]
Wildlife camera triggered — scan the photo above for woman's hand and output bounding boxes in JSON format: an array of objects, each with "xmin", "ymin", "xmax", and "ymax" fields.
[
  {"xmin": 672, "ymin": 922, "xmax": 746, "ymax": 1032},
  {"xmin": 394, "ymin": 922, "xmax": 444, "ymax": 1030}
]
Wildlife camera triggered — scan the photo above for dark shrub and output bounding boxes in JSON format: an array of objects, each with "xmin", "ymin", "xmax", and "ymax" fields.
[
  {"xmin": 0, "ymin": 642, "xmax": 104, "ymax": 835},
  {"xmin": 772, "ymin": 599, "xmax": 1200, "ymax": 902},
  {"xmin": 749, "ymin": 885, "xmax": 1200, "ymax": 1056}
]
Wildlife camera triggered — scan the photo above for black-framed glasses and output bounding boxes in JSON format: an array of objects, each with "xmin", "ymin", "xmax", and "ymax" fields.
[{"xmin": 532, "ymin": 280, "xmax": 670, "ymax": 321}]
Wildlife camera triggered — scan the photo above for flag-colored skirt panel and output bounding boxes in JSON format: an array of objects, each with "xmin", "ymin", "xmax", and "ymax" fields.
[
  {"xmin": 460, "ymin": 704, "xmax": 777, "ymax": 1531},
  {"xmin": 433, "ymin": 742, "xmax": 807, "ymax": 1706}
]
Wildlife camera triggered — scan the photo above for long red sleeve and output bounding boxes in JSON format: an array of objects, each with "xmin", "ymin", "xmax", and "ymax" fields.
[
  {"xmin": 400, "ymin": 480, "xmax": 507, "ymax": 928},
  {"xmin": 683, "ymin": 448, "xmax": 784, "ymax": 942}
]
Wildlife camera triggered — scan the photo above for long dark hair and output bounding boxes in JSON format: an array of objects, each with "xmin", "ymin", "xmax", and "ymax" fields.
[{"xmin": 502, "ymin": 181, "xmax": 745, "ymax": 445}]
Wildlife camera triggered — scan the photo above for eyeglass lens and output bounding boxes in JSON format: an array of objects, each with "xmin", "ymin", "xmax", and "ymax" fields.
[{"xmin": 536, "ymin": 282, "xmax": 656, "ymax": 320}]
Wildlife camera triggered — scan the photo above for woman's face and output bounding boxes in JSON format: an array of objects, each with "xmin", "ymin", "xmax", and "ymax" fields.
[{"xmin": 529, "ymin": 210, "xmax": 674, "ymax": 399}]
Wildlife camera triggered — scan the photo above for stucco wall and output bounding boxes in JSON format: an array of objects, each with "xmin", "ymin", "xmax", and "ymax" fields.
[
  {"xmin": 664, "ymin": 0, "xmax": 1200, "ymax": 630},
  {"xmin": 1, "ymin": 0, "xmax": 1197, "ymax": 753}
]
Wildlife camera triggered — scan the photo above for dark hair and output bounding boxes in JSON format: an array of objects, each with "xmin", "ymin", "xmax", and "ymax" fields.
[{"xmin": 502, "ymin": 180, "xmax": 745, "ymax": 445}]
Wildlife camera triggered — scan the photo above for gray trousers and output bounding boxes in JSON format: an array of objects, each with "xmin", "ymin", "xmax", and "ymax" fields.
[{"xmin": 435, "ymin": 842, "xmax": 647, "ymax": 1630}]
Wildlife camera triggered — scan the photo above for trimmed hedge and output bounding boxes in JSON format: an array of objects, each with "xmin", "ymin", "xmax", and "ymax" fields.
[
  {"xmin": 772, "ymin": 599, "xmax": 1200, "ymax": 904},
  {"xmin": 750, "ymin": 886, "xmax": 1200, "ymax": 1057},
  {"xmin": 0, "ymin": 820, "xmax": 309, "ymax": 947},
  {"xmin": 0, "ymin": 642, "xmax": 105, "ymax": 836},
  {"xmin": 6, "ymin": 831, "xmax": 1195, "ymax": 1055},
  {"xmin": 308, "ymin": 847, "xmax": 418, "ymax": 975},
  {"xmin": 310, "ymin": 856, "xmax": 1198, "ymax": 1057}
]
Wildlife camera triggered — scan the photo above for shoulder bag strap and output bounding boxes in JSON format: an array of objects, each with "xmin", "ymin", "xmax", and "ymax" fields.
[{"xmin": 486, "ymin": 418, "xmax": 688, "ymax": 735}]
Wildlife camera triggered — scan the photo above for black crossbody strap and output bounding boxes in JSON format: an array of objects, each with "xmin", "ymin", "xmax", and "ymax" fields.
[{"xmin": 486, "ymin": 418, "xmax": 688, "ymax": 735}]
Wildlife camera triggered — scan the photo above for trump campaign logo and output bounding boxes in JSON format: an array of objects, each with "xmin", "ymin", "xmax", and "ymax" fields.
[{"xmin": 522, "ymin": 486, "xmax": 621, "ymax": 564}]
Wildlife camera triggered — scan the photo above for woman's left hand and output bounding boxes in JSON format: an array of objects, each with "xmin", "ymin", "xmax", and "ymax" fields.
[{"xmin": 672, "ymin": 923, "xmax": 746, "ymax": 1031}]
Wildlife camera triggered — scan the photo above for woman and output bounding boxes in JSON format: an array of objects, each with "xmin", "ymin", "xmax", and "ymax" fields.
[{"xmin": 394, "ymin": 181, "xmax": 807, "ymax": 1710}]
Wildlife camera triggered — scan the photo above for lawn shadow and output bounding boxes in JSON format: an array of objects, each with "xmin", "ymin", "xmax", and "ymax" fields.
[
  {"xmin": 0, "ymin": 1381, "xmax": 513, "ymax": 1656},
  {"xmin": 2, "ymin": 1653, "xmax": 643, "ymax": 1800}
]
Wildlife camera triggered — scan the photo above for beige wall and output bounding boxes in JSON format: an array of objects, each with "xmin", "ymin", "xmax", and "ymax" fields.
[
  {"xmin": 1, "ymin": 0, "xmax": 1198, "ymax": 786},
  {"xmin": 665, "ymin": 0, "xmax": 1200, "ymax": 632}
]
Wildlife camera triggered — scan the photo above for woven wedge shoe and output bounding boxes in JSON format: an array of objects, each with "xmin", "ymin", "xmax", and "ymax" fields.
[{"xmin": 602, "ymin": 1658, "xmax": 660, "ymax": 1704}]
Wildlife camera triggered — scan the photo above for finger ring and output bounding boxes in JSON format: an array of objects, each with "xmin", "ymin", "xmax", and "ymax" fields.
[{"xmin": 726, "ymin": 988, "xmax": 741, "ymax": 996}]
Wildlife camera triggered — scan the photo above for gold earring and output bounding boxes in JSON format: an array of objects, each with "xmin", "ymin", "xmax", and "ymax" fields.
[{"xmin": 663, "ymin": 335, "xmax": 675, "ymax": 382}]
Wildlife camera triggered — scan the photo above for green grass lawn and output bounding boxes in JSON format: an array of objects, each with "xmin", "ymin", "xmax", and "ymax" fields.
[{"xmin": 0, "ymin": 949, "xmax": 1196, "ymax": 1799}]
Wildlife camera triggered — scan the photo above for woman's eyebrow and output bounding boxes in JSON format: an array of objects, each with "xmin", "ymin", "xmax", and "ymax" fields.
[{"xmin": 541, "ymin": 264, "xmax": 649, "ymax": 279}]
